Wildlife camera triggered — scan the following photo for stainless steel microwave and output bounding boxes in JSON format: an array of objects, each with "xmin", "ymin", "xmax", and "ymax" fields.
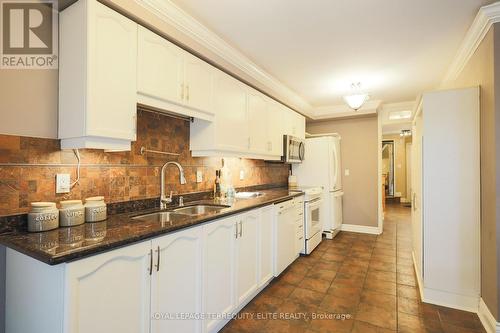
[{"xmin": 283, "ymin": 135, "xmax": 305, "ymax": 163}]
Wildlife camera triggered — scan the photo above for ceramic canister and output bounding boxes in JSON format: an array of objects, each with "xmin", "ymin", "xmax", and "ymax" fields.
[
  {"xmin": 84, "ymin": 196, "xmax": 107, "ymax": 222},
  {"xmin": 59, "ymin": 200, "xmax": 85, "ymax": 227},
  {"xmin": 28, "ymin": 202, "xmax": 59, "ymax": 232}
]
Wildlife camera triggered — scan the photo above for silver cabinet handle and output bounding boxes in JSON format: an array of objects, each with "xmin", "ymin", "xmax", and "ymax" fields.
[
  {"xmin": 235, "ymin": 222, "xmax": 239, "ymax": 239},
  {"xmin": 239, "ymin": 221, "xmax": 243, "ymax": 237},
  {"xmin": 149, "ymin": 249, "xmax": 153, "ymax": 275},
  {"xmin": 155, "ymin": 246, "xmax": 160, "ymax": 272},
  {"xmin": 186, "ymin": 84, "xmax": 190, "ymax": 101}
]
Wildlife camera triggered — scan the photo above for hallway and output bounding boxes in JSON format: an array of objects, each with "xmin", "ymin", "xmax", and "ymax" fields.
[{"xmin": 222, "ymin": 203, "xmax": 486, "ymax": 332}]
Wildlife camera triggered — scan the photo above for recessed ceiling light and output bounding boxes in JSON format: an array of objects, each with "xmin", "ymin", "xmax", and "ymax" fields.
[{"xmin": 389, "ymin": 110, "xmax": 412, "ymax": 120}]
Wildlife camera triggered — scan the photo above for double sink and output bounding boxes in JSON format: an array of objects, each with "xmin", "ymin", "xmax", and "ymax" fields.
[
  {"xmin": 132, "ymin": 192, "xmax": 265, "ymax": 224},
  {"xmin": 132, "ymin": 204, "xmax": 230, "ymax": 223}
]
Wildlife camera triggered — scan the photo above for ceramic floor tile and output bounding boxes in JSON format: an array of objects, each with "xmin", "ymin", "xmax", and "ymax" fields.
[
  {"xmin": 287, "ymin": 287, "xmax": 326, "ymax": 307},
  {"xmin": 356, "ymin": 303, "xmax": 397, "ymax": 331},
  {"xmin": 300, "ymin": 277, "xmax": 332, "ymax": 293},
  {"xmin": 222, "ymin": 204, "xmax": 487, "ymax": 333}
]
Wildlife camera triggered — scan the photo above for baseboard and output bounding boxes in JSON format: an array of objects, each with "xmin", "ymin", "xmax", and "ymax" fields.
[
  {"xmin": 340, "ymin": 224, "xmax": 382, "ymax": 235},
  {"xmin": 412, "ymin": 251, "xmax": 480, "ymax": 313},
  {"xmin": 412, "ymin": 251, "xmax": 425, "ymax": 300},
  {"xmin": 478, "ymin": 298, "xmax": 500, "ymax": 333},
  {"xmin": 421, "ymin": 287, "xmax": 479, "ymax": 313}
]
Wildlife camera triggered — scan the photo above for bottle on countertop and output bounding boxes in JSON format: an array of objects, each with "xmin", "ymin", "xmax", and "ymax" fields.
[
  {"xmin": 219, "ymin": 159, "xmax": 231, "ymax": 198},
  {"xmin": 214, "ymin": 170, "xmax": 221, "ymax": 198}
]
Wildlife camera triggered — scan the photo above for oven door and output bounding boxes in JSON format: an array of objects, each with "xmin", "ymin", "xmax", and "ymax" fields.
[
  {"xmin": 305, "ymin": 198, "xmax": 322, "ymax": 239},
  {"xmin": 284, "ymin": 135, "xmax": 305, "ymax": 163}
]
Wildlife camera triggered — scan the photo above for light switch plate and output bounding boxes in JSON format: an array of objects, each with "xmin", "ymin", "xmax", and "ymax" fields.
[
  {"xmin": 344, "ymin": 169, "xmax": 350, "ymax": 176},
  {"xmin": 56, "ymin": 174, "xmax": 71, "ymax": 193},
  {"xmin": 196, "ymin": 170, "xmax": 203, "ymax": 183},
  {"xmin": 239, "ymin": 169, "xmax": 245, "ymax": 180}
]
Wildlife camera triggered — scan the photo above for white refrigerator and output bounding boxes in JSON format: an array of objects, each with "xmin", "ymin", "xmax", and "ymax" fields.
[{"xmin": 292, "ymin": 135, "xmax": 344, "ymax": 238}]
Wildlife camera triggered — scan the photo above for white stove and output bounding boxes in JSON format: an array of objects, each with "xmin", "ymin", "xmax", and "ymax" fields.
[{"xmin": 291, "ymin": 186, "xmax": 323, "ymax": 254}]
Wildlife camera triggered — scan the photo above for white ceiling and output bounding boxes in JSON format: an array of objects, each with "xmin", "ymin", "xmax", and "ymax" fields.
[{"xmin": 170, "ymin": 0, "xmax": 493, "ymax": 108}]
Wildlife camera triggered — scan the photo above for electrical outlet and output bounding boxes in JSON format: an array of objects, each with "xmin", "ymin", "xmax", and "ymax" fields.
[
  {"xmin": 196, "ymin": 170, "xmax": 203, "ymax": 183},
  {"xmin": 344, "ymin": 169, "xmax": 350, "ymax": 176},
  {"xmin": 56, "ymin": 174, "xmax": 71, "ymax": 193},
  {"xmin": 239, "ymin": 169, "xmax": 245, "ymax": 180}
]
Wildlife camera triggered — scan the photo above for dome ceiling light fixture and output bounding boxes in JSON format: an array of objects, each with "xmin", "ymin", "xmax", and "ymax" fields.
[{"xmin": 343, "ymin": 82, "xmax": 369, "ymax": 111}]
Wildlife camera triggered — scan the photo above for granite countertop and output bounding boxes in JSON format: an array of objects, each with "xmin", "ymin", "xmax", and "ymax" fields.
[{"xmin": 0, "ymin": 188, "xmax": 303, "ymax": 265}]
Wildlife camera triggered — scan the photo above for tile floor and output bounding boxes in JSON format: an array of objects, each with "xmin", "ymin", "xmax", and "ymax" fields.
[{"xmin": 221, "ymin": 203, "xmax": 486, "ymax": 333}]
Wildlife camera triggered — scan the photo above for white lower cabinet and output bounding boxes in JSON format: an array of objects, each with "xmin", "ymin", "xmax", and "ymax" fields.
[
  {"xmin": 259, "ymin": 205, "xmax": 274, "ymax": 286},
  {"xmin": 6, "ymin": 206, "xmax": 277, "ymax": 333},
  {"xmin": 151, "ymin": 227, "xmax": 204, "ymax": 333},
  {"xmin": 235, "ymin": 211, "xmax": 260, "ymax": 305},
  {"xmin": 203, "ymin": 215, "xmax": 237, "ymax": 333},
  {"xmin": 65, "ymin": 242, "xmax": 152, "ymax": 333}
]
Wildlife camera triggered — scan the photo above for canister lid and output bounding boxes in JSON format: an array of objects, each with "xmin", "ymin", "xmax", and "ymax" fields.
[
  {"xmin": 31, "ymin": 202, "xmax": 56, "ymax": 208},
  {"xmin": 85, "ymin": 196, "xmax": 105, "ymax": 202},
  {"xmin": 60, "ymin": 200, "xmax": 83, "ymax": 208}
]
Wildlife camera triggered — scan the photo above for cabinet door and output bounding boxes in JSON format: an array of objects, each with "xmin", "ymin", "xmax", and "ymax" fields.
[
  {"xmin": 282, "ymin": 108, "xmax": 295, "ymax": 136},
  {"xmin": 267, "ymin": 101, "xmax": 284, "ymax": 156},
  {"xmin": 248, "ymin": 91, "xmax": 269, "ymax": 154},
  {"xmin": 184, "ymin": 53, "xmax": 213, "ymax": 114},
  {"xmin": 151, "ymin": 227, "xmax": 203, "ymax": 333},
  {"xmin": 88, "ymin": 1, "xmax": 137, "ymax": 141},
  {"xmin": 259, "ymin": 206, "xmax": 274, "ymax": 286},
  {"xmin": 235, "ymin": 211, "xmax": 260, "ymax": 305},
  {"xmin": 65, "ymin": 241, "xmax": 152, "ymax": 333},
  {"xmin": 295, "ymin": 113, "xmax": 306, "ymax": 139},
  {"xmin": 203, "ymin": 216, "xmax": 237, "ymax": 332},
  {"xmin": 214, "ymin": 73, "xmax": 249, "ymax": 151},
  {"xmin": 137, "ymin": 26, "xmax": 184, "ymax": 105}
]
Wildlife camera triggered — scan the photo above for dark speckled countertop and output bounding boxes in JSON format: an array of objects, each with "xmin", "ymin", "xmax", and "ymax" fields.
[{"xmin": 0, "ymin": 188, "xmax": 303, "ymax": 265}]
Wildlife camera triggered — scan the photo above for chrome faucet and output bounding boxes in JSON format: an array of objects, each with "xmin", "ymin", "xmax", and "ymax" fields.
[{"xmin": 160, "ymin": 161, "xmax": 187, "ymax": 209}]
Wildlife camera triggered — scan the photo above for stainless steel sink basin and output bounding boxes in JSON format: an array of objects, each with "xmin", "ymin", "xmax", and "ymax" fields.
[
  {"xmin": 173, "ymin": 204, "xmax": 230, "ymax": 216},
  {"xmin": 132, "ymin": 211, "xmax": 185, "ymax": 224},
  {"xmin": 234, "ymin": 192, "xmax": 265, "ymax": 199}
]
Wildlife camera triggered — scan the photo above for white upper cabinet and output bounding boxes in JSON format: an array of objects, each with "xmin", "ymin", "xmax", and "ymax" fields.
[
  {"xmin": 214, "ymin": 73, "xmax": 249, "ymax": 151},
  {"xmin": 190, "ymin": 71, "xmax": 249, "ymax": 155},
  {"xmin": 137, "ymin": 26, "xmax": 183, "ymax": 106},
  {"xmin": 59, "ymin": 0, "xmax": 138, "ymax": 150},
  {"xmin": 282, "ymin": 107, "xmax": 306, "ymax": 139},
  {"xmin": 58, "ymin": 0, "xmax": 305, "ymax": 156},
  {"xmin": 184, "ymin": 52, "xmax": 214, "ymax": 113},
  {"xmin": 137, "ymin": 27, "xmax": 214, "ymax": 121},
  {"xmin": 248, "ymin": 90, "xmax": 269, "ymax": 155},
  {"xmin": 266, "ymin": 100, "xmax": 286, "ymax": 157}
]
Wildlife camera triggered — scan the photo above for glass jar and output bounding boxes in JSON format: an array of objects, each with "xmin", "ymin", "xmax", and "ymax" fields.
[
  {"xmin": 84, "ymin": 196, "xmax": 107, "ymax": 222},
  {"xmin": 59, "ymin": 200, "xmax": 85, "ymax": 227},
  {"xmin": 28, "ymin": 202, "xmax": 59, "ymax": 232}
]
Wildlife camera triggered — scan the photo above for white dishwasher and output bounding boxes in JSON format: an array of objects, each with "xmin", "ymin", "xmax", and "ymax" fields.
[{"xmin": 274, "ymin": 198, "xmax": 298, "ymax": 276}]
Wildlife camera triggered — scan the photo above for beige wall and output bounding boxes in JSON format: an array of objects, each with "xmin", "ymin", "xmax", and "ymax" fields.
[
  {"xmin": 307, "ymin": 116, "xmax": 379, "ymax": 227},
  {"xmin": 441, "ymin": 26, "xmax": 499, "ymax": 319},
  {"xmin": 382, "ymin": 134, "xmax": 412, "ymax": 199},
  {"xmin": 0, "ymin": 69, "xmax": 58, "ymax": 138}
]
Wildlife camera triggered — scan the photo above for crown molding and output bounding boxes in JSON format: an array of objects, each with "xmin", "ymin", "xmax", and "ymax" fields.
[
  {"xmin": 134, "ymin": 0, "xmax": 313, "ymax": 116},
  {"xmin": 442, "ymin": 2, "xmax": 500, "ymax": 84},
  {"xmin": 312, "ymin": 100, "xmax": 382, "ymax": 120}
]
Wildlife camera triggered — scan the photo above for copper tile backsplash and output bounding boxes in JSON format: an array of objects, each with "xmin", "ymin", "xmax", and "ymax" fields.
[{"xmin": 0, "ymin": 110, "xmax": 289, "ymax": 216}]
